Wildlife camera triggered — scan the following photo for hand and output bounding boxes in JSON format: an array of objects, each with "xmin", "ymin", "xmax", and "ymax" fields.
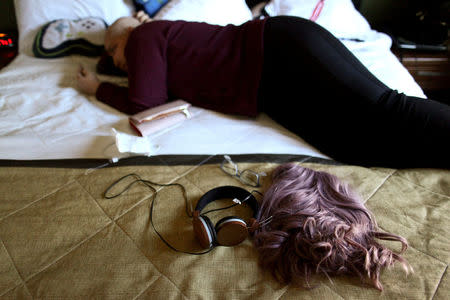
[
  {"xmin": 76, "ymin": 65, "xmax": 100, "ymax": 96},
  {"xmin": 134, "ymin": 10, "xmax": 152, "ymax": 24}
]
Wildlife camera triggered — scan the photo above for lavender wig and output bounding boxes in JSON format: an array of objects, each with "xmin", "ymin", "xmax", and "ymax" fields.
[{"xmin": 253, "ymin": 163, "xmax": 411, "ymax": 290}]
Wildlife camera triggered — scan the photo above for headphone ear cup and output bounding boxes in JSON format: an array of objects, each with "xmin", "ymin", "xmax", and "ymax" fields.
[
  {"xmin": 215, "ymin": 216, "xmax": 248, "ymax": 246},
  {"xmin": 193, "ymin": 214, "xmax": 216, "ymax": 249}
]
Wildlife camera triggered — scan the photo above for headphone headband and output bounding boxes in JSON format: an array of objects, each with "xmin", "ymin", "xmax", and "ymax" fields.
[{"xmin": 195, "ymin": 186, "xmax": 260, "ymax": 219}]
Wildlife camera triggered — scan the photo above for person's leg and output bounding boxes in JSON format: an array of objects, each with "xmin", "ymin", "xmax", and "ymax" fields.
[{"xmin": 259, "ymin": 16, "xmax": 450, "ymax": 168}]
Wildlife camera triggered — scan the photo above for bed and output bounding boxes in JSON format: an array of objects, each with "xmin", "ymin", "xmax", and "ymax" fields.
[{"xmin": 0, "ymin": 0, "xmax": 448, "ymax": 299}]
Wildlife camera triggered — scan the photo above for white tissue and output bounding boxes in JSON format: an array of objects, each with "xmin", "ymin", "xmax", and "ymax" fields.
[{"xmin": 112, "ymin": 128, "xmax": 158, "ymax": 155}]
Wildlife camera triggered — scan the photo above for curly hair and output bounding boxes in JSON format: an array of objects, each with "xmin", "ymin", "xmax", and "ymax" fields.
[{"xmin": 252, "ymin": 163, "xmax": 411, "ymax": 290}]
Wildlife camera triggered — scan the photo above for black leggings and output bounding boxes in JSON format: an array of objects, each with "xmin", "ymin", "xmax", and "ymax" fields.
[{"xmin": 259, "ymin": 16, "xmax": 450, "ymax": 169}]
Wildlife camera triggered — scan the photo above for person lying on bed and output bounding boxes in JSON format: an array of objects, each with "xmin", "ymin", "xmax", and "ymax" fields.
[{"xmin": 76, "ymin": 13, "xmax": 450, "ymax": 169}]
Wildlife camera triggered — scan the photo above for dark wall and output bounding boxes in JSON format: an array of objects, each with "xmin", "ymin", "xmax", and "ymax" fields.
[
  {"xmin": 360, "ymin": 0, "xmax": 448, "ymax": 28},
  {"xmin": 0, "ymin": 0, "xmax": 17, "ymax": 32},
  {"xmin": 360, "ymin": 0, "xmax": 449, "ymax": 44}
]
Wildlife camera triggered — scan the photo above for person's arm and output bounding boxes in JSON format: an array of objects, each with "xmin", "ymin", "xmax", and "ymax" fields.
[
  {"xmin": 77, "ymin": 66, "xmax": 148, "ymax": 114},
  {"xmin": 77, "ymin": 24, "xmax": 169, "ymax": 114},
  {"xmin": 134, "ymin": 10, "xmax": 152, "ymax": 24},
  {"xmin": 77, "ymin": 58, "xmax": 167, "ymax": 115},
  {"xmin": 76, "ymin": 65, "xmax": 100, "ymax": 96},
  {"xmin": 125, "ymin": 25, "xmax": 168, "ymax": 112},
  {"xmin": 95, "ymin": 82, "xmax": 149, "ymax": 114}
]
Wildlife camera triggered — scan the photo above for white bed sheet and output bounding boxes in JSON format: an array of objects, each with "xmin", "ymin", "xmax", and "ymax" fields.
[
  {"xmin": 0, "ymin": 30, "xmax": 425, "ymax": 161},
  {"xmin": 0, "ymin": 55, "xmax": 327, "ymax": 160}
]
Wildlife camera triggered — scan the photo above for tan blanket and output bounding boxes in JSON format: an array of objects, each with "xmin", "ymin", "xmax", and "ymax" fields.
[{"xmin": 0, "ymin": 155, "xmax": 448, "ymax": 299}]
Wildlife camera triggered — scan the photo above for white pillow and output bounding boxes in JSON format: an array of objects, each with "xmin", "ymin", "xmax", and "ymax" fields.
[
  {"xmin": 154, "ymin": 0, "xmax": 253, "ymax": 26},
  {"xmin": 14, "ymin": 0, "xmax": 135, "ymax": 56},
  {"xmin": 264, "ymin": 0, "xmax": 372, "ymax": 39}
]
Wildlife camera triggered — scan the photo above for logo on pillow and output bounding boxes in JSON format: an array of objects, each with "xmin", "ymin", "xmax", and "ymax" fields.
[{"xmin": 33, "ymin": 17, "xmax": 107, "ymax": 58}]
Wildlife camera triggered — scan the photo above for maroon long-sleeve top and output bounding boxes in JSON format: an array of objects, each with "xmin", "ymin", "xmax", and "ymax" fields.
[{"xmin": 96, "ymin": 19, "xmax": 266, "ymax": 117}]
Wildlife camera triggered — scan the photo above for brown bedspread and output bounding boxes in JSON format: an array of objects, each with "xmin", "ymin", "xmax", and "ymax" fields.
[{"xmin": 0, "ymin": 154, "xmax": 448, "ymax": 299}]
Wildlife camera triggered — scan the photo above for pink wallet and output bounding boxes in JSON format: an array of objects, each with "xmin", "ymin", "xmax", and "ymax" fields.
[{"xmin": 129, "ymin": 100, "xmax": 192, "ymax": 136}]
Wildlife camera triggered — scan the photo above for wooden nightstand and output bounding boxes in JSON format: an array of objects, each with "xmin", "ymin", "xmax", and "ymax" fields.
[{"xmin": 392, "ymin": 41, "xmax": 450, "ymax": 104}]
